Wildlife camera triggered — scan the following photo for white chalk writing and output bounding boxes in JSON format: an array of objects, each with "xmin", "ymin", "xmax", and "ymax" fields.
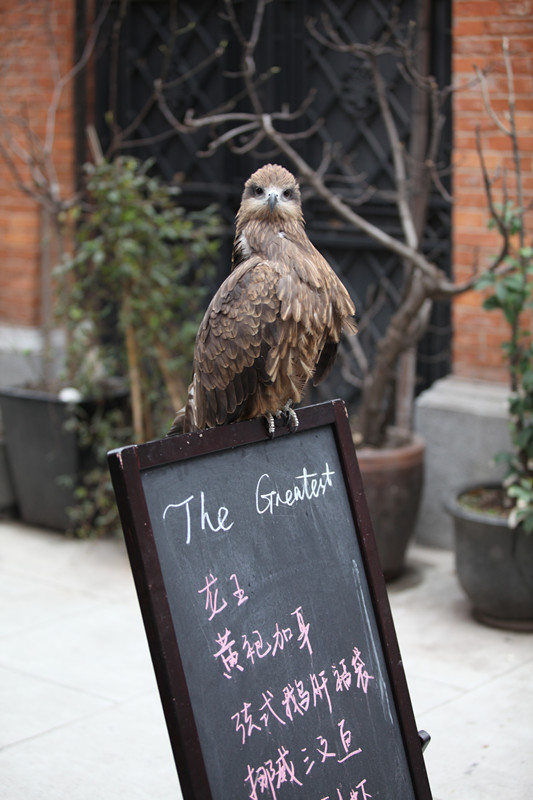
[
  {"xmin": 255, "ymin": 464, "xmax": 335, "ymax": 515},
  {"xmin": 162, "ymin": 491, "xmax": 233, "ymax": 544}
]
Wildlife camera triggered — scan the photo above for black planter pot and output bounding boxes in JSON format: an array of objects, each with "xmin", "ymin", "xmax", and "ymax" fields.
[
  {"xmin": 0, "ymin": 386, "xmax": 127, "ymax": 531},
  {"xmin": 446, "ymin": 483, "xmax": 533, "ymax": 630}
]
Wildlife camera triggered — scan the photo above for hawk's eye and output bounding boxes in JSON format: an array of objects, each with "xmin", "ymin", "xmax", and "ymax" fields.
[
  {"xmin": 282, "ymin": 189, "xmax": 292, "ymax": 200},
  {"xmin": 254, "ymin": 186, "xmax": 264, "ymax": 197}
]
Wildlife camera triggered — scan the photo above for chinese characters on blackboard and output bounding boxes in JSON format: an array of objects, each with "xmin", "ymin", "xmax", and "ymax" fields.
[{"xmin": 198, "ymin": 570, "xmax": 375, "ymax": 799}]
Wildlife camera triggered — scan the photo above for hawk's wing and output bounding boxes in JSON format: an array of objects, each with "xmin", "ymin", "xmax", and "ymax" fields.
[{"xmin": 187, "ymin": 257, "xmax": 280, "ymax": 429}]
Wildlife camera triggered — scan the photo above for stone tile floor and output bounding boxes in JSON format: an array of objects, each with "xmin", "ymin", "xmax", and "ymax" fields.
[{"xmin": 1, "ymin": 520, "xmax": 531, "ymax": 799}]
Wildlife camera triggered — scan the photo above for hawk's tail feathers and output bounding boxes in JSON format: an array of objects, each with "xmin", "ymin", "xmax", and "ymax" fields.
[
  {"xmin": 167, "ymin": 406, "xmax": 185, "ymax": 436},
  {"xmin": 167, "ymin": 383, "xmax": 195, "ymax": 435},
  {"xmin": 343, "ymin": 315, "xmax": 358, "ymax": 336}
]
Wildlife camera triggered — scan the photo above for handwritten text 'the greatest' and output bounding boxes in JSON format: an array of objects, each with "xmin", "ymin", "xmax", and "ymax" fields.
[{"xmin": 162, "ymin": 463, "xmax": 336, "ymax": 545}]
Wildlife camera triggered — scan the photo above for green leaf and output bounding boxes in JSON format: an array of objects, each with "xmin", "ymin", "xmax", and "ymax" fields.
[{"xmin": 482, "ymin": 295, "xmax": 502, "ymax": 311}]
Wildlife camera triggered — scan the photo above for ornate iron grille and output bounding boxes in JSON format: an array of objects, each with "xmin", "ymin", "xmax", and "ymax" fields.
[{"xmin": 92, "ymin": 0, "xmax": 452, "ymax": 406}]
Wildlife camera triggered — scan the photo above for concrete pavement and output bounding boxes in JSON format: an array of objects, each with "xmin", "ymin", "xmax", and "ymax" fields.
[{"xmin": 1, "ymin": 520, "xmax": 531, "ymax": 799}]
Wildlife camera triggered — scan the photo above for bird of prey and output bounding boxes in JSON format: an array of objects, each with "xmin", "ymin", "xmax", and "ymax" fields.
[{"xmin": 169, "ymin": 163, "xmax": 357, "ymax": 436}]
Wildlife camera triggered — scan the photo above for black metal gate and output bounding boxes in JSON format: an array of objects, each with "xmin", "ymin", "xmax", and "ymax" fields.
[{"xmin": 90, "ymin": 0, "xmax": 452, "ymax": 407}]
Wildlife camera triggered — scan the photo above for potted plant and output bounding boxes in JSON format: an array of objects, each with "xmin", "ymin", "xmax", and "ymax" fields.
[
  {"xmin": 0, "ymin": 4, "xmax": 115, "ymax": 531},
  {"xmin": 0, "ymin": 153, "xmax": 220, "ymax": 536},
  {"xmin": 446, "ymin": 40, "xmax": 533, "ymax": 629},
  {"xmin": 0, "ymin": 7, "xmax": 221, "ymax": 536},
  {"xmin": 447, "ymin": 221, "xmax": 533, "ymax": 627}
]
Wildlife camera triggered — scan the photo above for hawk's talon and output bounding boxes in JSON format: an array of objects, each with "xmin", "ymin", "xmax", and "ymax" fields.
[
  {"xmin": 265, "ymin": 412, "xmax": 276, "ymax": 438},
  {"xmin": 287, "ymin": 406, "xmax": 299, "ymax": 432},
  {"xmin": 282, "ymin": 401, "xmax": 299, "ymax": 433},
  {"xmin": 265, "ymin": 404, "xmax": 298, "ymax": 438}
]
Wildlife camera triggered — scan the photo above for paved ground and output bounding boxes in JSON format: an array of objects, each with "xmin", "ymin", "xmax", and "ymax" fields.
[{"xmin": 1, "ymin": 519, "xmax": 531, "ymax": 799}]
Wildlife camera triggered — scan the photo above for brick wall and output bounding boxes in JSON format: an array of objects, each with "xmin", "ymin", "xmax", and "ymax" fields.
[
  {"xmin": 0, "ymin": 0, "xmax": 75, "ymax": 330},
  {"xmin": 452, "ymin": 0, "xmax": 533, "ymax": 382}
]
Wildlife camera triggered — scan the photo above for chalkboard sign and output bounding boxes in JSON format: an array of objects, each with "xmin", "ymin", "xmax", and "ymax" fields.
[{"xmin": 108, "ymin": 400, "xmax": 432, "ymax": 800}]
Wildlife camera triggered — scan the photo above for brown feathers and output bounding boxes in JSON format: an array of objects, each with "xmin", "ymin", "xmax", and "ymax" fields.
[{"xmin": 169, "ymin": 164, "xmax": 357, "ymax": 436}]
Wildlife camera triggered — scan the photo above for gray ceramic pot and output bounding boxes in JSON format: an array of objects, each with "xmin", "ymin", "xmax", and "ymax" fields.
[{"xmin": 446, "ymin": 483, "xmax": 533, "ymax": 630}]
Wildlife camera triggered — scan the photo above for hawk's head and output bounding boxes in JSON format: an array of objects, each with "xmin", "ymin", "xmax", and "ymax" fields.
[{"xmin": 238, "ymin": 164, "xmax": 303, "ymax": 226}]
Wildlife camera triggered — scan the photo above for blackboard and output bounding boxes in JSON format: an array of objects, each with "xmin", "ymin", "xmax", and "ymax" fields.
[{"xmin": 108, "ymin": 400, "xmax": 432, "ymax": 800}]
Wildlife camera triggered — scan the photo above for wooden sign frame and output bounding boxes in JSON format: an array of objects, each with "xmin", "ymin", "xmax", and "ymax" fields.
[{"xmin": 108, "ymin": 399, "xmax": 432, "ymax": 800}]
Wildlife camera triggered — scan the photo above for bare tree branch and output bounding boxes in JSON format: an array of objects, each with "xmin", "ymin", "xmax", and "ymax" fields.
[
  {"xmin": 0, "ymin": 0, "xmax": 112, "ymax": 212},
  {"xmin": 45, "ymin": 0, "xmax": 113, "ymax": 173}
]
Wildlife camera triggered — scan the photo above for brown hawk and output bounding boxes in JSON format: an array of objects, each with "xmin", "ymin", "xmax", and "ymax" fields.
[{"xmin": 169, "ymin": 163, "xmax": 357, "ymax": 436}]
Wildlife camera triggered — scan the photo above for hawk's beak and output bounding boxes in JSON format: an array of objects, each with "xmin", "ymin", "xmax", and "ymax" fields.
[{"xmin": 268, "ymin": 191, "xmax": 278, "ymax": 212}]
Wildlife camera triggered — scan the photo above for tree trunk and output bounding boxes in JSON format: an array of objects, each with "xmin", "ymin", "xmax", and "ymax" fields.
[
  {"xmin": 358, "ymin": 278, "xmax": 430, "ymax": 446},
  {"xmin": 40, "ymin": 207, "xmax": 54, "ymax": 389},
  {"xmin": 124, "ymin": 309, "xmax": 144, "ymax": 443},
  {"xmin": 395, "ymin": 0, "xmax": 432, "ymax": 433}
]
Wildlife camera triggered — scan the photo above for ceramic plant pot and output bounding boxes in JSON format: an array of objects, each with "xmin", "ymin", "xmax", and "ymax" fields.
[{"xmin": 446, "ymin": 483, "xmax": 533, "ymax": 630}]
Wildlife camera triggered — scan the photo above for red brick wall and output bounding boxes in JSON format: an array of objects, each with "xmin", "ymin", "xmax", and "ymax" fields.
[
  {"xmin": 0, "ymin": 0, "xmax": 75, "ymax": 328},
  {"xmin": 452, "ymin": 0, "xmax": 533, "ymax": 382}
]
